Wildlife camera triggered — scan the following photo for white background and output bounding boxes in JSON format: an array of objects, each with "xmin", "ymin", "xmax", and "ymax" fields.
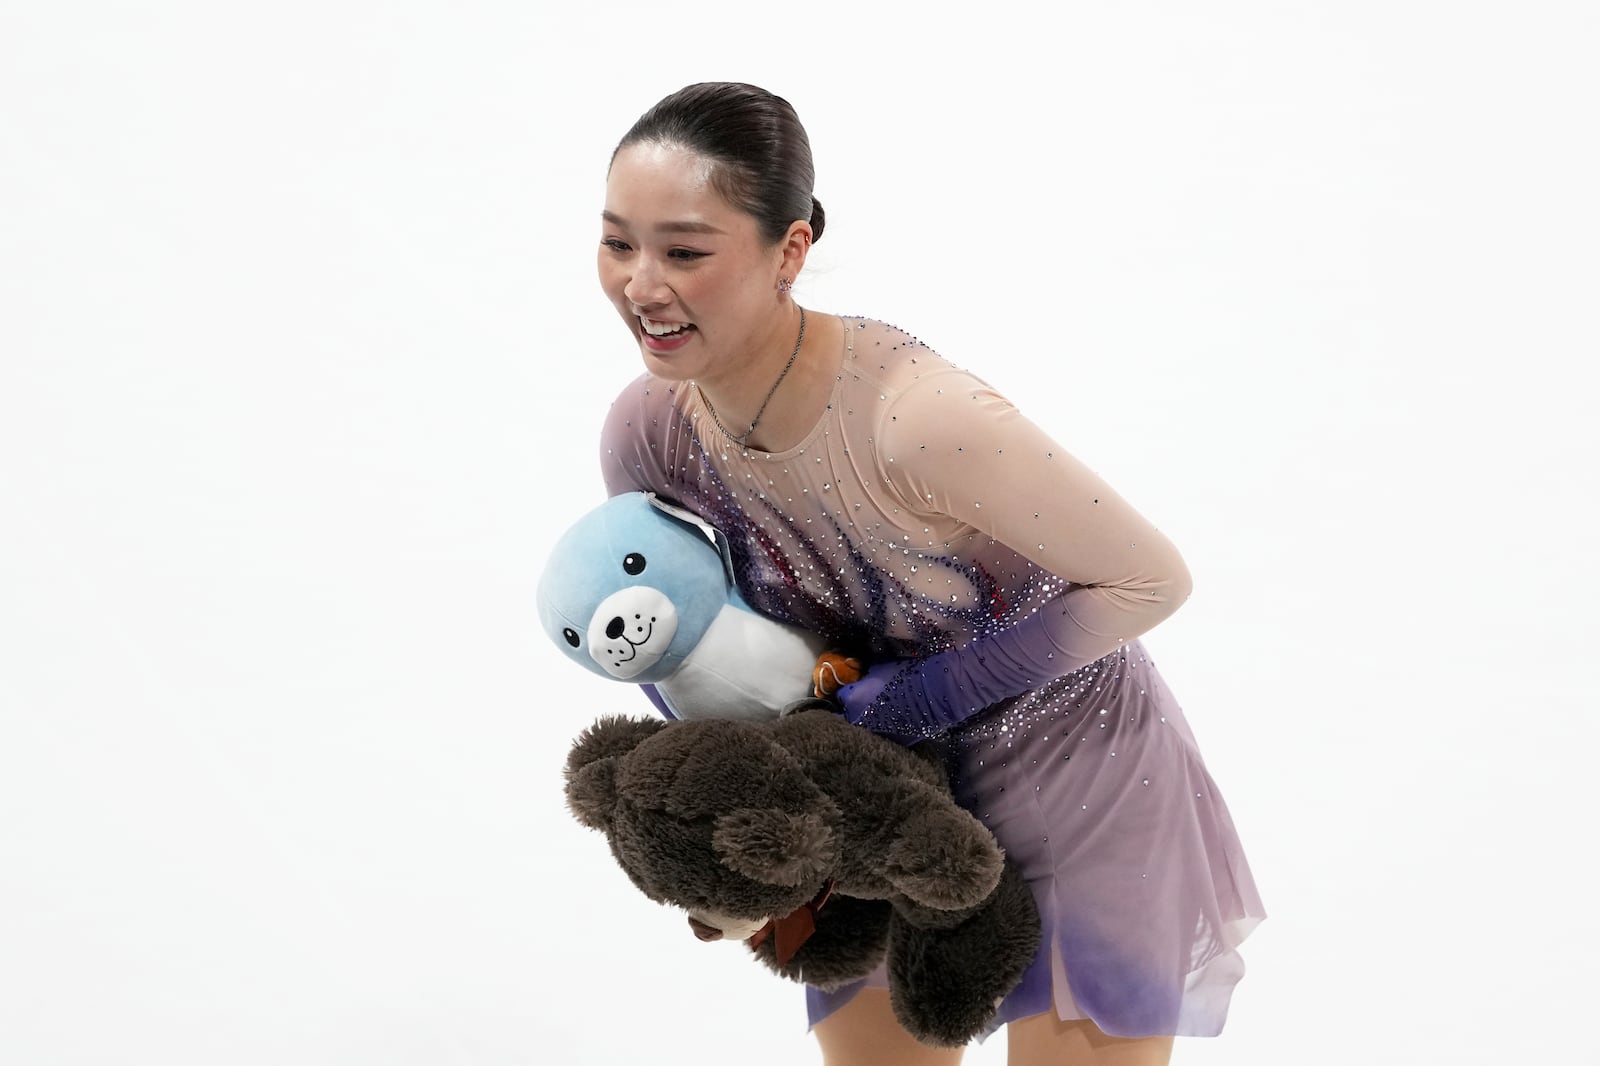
[{"xmin": 3, "ymin": 3, "xmax": 1596, "ymax": 1064}]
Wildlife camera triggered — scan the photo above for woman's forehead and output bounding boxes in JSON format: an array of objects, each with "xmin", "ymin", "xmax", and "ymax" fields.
[{"xmin": 604, "ymin": 143, "xmax": 740, "ymax": 226}]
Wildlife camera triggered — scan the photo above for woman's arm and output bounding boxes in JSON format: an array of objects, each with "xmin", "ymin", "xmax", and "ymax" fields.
[{"xmin": 838, "ymin": 371, "xmax": 1192, "ymax": 741}]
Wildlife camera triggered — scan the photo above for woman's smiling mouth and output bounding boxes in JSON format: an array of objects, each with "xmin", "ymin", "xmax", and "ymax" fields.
[{"xmin": 640, "ymin": 317, "xmax": 697, "ymax": 351}]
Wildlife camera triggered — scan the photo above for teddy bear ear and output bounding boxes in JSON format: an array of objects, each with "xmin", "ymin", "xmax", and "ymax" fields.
[
  {"xmin": 711, "ymin": 807, "xmax": 837, "ymax": 887},
  {"xmin": 565, "ymin": 758, "xmax": 619, "ymax": 831},
  {"xmin": 566, "ymin": 715, "xmax": 666, "ymax": 774},
  {"xmin": 564, "ymin": 716, "xmax": 665, "ymax": 831}
]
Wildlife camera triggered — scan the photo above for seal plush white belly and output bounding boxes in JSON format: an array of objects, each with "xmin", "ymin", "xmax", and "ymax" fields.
[{"xmin": 655, "ymin": 603, "xmax": 829, "ymax": 722}]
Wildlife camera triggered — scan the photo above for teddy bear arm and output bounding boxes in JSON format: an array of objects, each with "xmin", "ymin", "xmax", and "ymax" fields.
[
  {"xmin": 878, "ymin": 780, "xmax": 1007, "ymax": 914},
  {"xmin": 885, "ymin": 858, "xmax": 1043, "ymax": 1047}
]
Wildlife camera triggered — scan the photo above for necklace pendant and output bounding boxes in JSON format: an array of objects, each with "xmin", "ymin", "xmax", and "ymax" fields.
[{"xmin": 695, "ymin": 307, "xmax": 808, "ymax": 448}]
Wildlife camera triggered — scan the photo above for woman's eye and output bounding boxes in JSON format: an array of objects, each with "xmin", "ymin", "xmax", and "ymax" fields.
[
  {"xmin": 601, "ymin": 238, "xmax": 631, "ymax": 253},
  {"xmin": 668, "ymin": 248, "xmax": 706, "ymax": 261}
]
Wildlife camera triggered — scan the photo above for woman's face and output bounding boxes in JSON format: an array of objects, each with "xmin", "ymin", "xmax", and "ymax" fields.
[{"xmin": 598, "ymin": 142, "xmax": 789, "ymax": 387}]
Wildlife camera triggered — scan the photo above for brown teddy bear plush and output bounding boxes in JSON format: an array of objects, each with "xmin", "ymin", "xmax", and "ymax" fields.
[{"xmin": 563, "ymin": 704, "xmax": 1043, "ymax": 1048}]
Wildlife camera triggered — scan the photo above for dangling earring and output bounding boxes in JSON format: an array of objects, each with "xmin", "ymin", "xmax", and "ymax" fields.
[{"xmin": 777, "ymin": 278, "xmax": 793, "ymax": 294}]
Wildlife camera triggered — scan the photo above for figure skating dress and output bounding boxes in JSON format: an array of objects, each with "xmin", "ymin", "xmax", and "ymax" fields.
[{"xmin": 598, "ymin": 317, "xmax": 1266, "ymax": 1038}]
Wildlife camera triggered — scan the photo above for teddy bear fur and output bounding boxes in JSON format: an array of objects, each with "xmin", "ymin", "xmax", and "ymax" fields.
[{"xmin": 564, "ymin": 705, "xmax": 1043, "ymax": 1048}]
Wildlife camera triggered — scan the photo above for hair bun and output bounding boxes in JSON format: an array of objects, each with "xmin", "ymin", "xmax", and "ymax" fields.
[{"xmin": 809, "ymin": 197, "xmax": 826, "ymax": 243}]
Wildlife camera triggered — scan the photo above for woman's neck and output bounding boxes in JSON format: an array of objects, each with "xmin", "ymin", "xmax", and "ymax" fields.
[{"xmin": 697, "ymin": 309, "xmax": 842, "ymax": 453}]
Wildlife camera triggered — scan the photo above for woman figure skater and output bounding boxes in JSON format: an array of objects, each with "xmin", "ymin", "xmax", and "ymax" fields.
[{"xmin": 593, "ymin": 81, "xmax": 1265, "ymax": 1066}]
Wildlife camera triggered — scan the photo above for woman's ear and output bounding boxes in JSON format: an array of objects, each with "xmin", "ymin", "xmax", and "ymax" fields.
[{"xmin": 776, "ymin": 220, "xmax": 813, "ymax": 287}]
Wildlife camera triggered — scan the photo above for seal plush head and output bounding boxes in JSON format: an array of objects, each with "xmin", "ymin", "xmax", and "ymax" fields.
[{"xmin": 536, "ymin": 493, "xmax": 857, "ymax": 720}]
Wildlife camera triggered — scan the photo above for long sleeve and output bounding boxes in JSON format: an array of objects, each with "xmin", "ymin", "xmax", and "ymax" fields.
[{"xmin": 837, "ymin": 371, "xmax": 1192, "ymax": 741}]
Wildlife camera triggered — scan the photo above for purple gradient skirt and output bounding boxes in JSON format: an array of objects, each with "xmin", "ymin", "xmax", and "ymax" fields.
[{"xmin": 806, "ymin": 641, "xmax": 1266, "ymax": 1040}]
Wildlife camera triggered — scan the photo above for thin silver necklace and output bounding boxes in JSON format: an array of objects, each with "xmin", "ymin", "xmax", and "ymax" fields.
[{"xmin": 696, "ymin": 306, "xmax": 807, "ymax": 446}]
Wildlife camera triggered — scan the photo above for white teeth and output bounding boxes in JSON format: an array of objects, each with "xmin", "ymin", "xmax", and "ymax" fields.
[{"xmin": 642, "ymin": 318, "xmax": 691, "ymax": 337}]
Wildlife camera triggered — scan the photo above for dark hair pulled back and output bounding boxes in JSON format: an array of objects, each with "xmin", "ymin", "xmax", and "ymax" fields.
[{"xmin": 613, "ymin": 82, "xmax": 825, "ymax": 245}]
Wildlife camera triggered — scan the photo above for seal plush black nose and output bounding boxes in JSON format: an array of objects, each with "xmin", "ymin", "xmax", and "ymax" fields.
[{"xmin": 606, "ymin": 617, "xmax": 625, "ymax": 640}]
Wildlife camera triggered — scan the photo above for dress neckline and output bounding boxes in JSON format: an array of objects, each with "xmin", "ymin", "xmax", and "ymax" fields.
[{"xmin": 693, "ymin": 315, "xmax": 856, "ymax": 461}]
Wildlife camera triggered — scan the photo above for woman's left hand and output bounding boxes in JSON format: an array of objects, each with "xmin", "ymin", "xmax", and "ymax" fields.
[{"xmin": 834, "ymin": 658, "xmax": 905, "ymax": 726}]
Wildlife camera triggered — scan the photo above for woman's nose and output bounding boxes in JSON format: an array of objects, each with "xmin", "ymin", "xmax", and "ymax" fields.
[{"xmin": 624, "ymin": 258, "xmax": 669, "ymax": 307}]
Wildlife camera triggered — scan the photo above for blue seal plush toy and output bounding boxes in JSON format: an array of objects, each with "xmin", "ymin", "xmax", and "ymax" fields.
[{"xmin": 537, "ymin": 492, "xmax": 859, "ymax": 721}]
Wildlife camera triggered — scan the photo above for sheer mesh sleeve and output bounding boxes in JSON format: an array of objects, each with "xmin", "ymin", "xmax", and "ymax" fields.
[{"xmin": 837, "ymin": 370, "xmax": 1193, "ymax": 740}]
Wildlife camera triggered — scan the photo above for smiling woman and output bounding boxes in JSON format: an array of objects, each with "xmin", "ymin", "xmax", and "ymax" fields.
[
  {"xmin": 597, "ymin": 140, "xmax": 802, "ymax": 382},
  {"xmin": 596, "ymin": 85, "xmax": 833, "ymax": 455},
  {"xmin": 583, "ymin": 82, "xmax": 1266, "ymax": 1066}
]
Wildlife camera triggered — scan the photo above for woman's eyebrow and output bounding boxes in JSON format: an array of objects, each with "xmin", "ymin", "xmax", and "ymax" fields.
[{"xmin": 601, "ymin": 210, "xmax": 725, "ymax": 236}]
